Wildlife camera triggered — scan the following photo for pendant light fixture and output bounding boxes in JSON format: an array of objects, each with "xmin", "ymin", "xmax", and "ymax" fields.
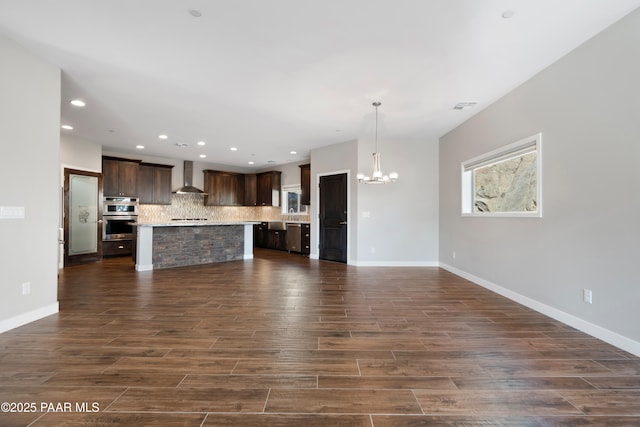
[{"xmin": 357, "ymin": 101, "xmax": 398, "ymax": 184}]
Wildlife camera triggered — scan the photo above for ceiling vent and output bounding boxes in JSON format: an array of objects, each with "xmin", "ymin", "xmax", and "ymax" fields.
[{"xmin": 453, "ymin": 102, "xmax": 477, "ymax": 110}]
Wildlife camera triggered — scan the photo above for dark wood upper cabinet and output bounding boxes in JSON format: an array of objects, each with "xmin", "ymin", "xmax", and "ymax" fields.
[
  {"xmin": 299, "ymin": 163, "xmax": 310, "ymax": 206},
  {"xmin": 102, "ymin": 156, "xmax": 140, "ymax": 197},
  {"xmin": 138, "ymin": 163, "xmax": 174, "ymax": 205},
  {"xmin": 203, "ymin": 170, "xmax": 245, "ymax": 206},
  {"xmin": 256, "ymin": 171, "xmax": 282, "ymax": 207},
  {"xmin": 244, "ymin": 174, "xmax": 257, "ymax": 206}
]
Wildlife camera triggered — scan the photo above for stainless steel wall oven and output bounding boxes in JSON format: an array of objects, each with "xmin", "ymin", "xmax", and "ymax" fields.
[{"xmin": 103, "ymin": 197, "xmax": 138, "ymax": 241}]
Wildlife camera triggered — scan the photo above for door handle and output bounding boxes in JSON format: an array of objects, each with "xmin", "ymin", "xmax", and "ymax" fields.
[
  {"xmin": 339, "ymin": 221, "xmax": 347, "ymax": 225},
  {"xmin": 97, "ymin": 220, "xmax": 104, "ymax": 224}
]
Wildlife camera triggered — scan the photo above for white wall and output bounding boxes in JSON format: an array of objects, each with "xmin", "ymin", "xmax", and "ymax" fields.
[
  {"xmin": 356, "ymin": 137, "xmax": 438, "ymax": 265},
  {"xmin": 439, "ymin": 9, "xmax": 640, "ymax": 354},
  {"xmin": 269, "ymin": 159, "xmax": 310, "ymax": 187},
  {"xmin": 60, "ymin": 134, "xmax": 102, "ymax": 173},
  {"xmin": 310, "ymin": 140, "xmax": 358, "ymax": 261},
  {"xmin": 309, "ymin": 136, "xmax": 439, "ymax": 266},
  {"xmin": 0, "ymin": 34, "xmax": 60, "ymax": 331}
]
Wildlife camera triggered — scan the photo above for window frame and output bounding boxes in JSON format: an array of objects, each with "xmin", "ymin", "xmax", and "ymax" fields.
[
  {"xmin": 461, "ymin": 133, "xmax": 542, "ymax": 218},
  {"xmin": 281, "ymin": 184, "xmax": 308, "ymax": 215}
]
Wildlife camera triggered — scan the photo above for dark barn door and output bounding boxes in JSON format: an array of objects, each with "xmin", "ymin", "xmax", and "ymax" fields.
[{"xmin": 319, "ymin": 173, "xmax": 347, "ymax": 263}]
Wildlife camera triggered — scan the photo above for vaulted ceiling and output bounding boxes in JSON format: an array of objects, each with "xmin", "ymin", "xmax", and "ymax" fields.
[{"xmin": 1, "ymin": 0, "xmax": 638, "ymax": 169}]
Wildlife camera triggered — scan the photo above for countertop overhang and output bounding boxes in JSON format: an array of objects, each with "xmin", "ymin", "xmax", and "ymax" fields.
[{"xmin": 134, "ymin": 221, "xmax": 261, "ymax": 227}]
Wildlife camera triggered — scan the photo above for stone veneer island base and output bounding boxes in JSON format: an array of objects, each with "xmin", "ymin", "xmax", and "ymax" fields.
[{"xmin": 134, "ymin": 222, "xmax": 256, "ymax": 271}]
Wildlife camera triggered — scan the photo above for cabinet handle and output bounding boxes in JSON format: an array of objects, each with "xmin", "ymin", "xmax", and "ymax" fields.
[{"xmin": 118, "ymin": 245, "xmax": 124, "ymax": 249}]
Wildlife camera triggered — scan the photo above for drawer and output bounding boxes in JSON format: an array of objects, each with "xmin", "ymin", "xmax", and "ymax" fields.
[
  {"xmin": 301, "ymin": 224, "xmax": 310, "ymax": 255},
  {"xmin": 103, "ymin": 240, "xmax": 132, "ymax": 257}
]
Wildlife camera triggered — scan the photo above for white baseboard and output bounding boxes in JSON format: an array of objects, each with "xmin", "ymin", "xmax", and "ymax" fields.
[
  {"xmin": 309, "ymin": 253, "xmax": 437, "ymax": 267},
  {"xmin": 439, "ymin": 263, "xmax": 640, "ymax": 357},
  {"xmin": 135, "ymin": 263, "xmax": 153, "ymax": 272},
  {"xmin": 353, "ymin": 260, "xmax": 440, "ymax": 267},
  {"xmin": 0, "ymin": 302, "xmax": 59, "ymax": 334}
]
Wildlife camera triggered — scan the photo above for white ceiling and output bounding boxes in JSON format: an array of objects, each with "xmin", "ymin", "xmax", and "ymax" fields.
[{"xmin": 1, "ymin": 0, "xmax": 639, "ymax": 170}]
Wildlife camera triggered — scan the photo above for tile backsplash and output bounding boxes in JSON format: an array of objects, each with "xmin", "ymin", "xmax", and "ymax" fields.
[{"xmin": 138, "ymin": 193, "xmax": 310, "ymax": 223}]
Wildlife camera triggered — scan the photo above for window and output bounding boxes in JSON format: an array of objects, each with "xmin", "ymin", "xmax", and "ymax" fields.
[
  {"xmin": 462, "ymin": 133, "xmax": 541, "ymax": 217},
  {"xmin": 282, "ymin": 184, "xmax": 308, "ymax": 215}
]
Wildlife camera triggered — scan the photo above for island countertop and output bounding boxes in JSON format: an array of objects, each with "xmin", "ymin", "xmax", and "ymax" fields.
[{"xmin": 134, "ymin": 220, "xmax": 260, "ymax": 227}]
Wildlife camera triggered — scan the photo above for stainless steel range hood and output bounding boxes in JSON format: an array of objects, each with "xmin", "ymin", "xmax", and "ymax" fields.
[{"xmin": 174, "ymin": 160, "xmax": 206, "ymax": 194}]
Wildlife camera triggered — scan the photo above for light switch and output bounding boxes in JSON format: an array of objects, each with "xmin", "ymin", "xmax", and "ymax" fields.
[{"xmin": 0, "ymin": 206, "xmax": 25, "ymax": 219}]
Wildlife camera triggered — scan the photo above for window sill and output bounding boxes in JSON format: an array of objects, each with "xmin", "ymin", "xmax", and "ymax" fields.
[{"xmin": 461, "ymin": 211, "xmax": 542, "ymax": 218}]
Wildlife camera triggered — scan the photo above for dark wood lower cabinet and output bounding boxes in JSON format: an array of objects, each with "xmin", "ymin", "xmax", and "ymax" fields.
[
  {"xmin": 301, "ymin": 223, "xmax": 310, "ymax": 255},
  {"xmin": 102, "ymin": 240, "xmax": 132, "ymax": 257},
  {"xmin": 254, "ymin": 223, "xmax": 267, "ymax": 248},
  {"xmin": 267, "ymin": 230, "xmax": 287, "ymax": 251},
  {"xmin": 254, "ymin": 222, "xmax": 310, "ymax": 254},
  {"xmin": 254, "ymin": 222, "xmax": 309, "ymax": 254}
]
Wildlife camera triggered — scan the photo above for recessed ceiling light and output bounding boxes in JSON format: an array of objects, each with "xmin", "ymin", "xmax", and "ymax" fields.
[
  {"xmin": 159, "ymin": 134, "xmax": 168, "ymax": 139},
  {"xmin": 61, "ymin": 125, "xmax": 73, "ymax": 130},
  {"xmin": 230, "ymin": 147, "xmax": 238, "ymax": 151},
  {"xmin": 502, "ymin": 10, "xmax": 515, "ymax": 19},
  {"xmin": 290, "ymin": 151, "xmax": 297, "ymax": 155},
  {"xmin": 453, "ymin": 102, "xmax": 478, "ymax": 110},
  {"xmin": 248, "ymin": 161, "xmax": 255, "ymax": 165},
  {"xmin": 188, "ymin": 9, "xmax": 202, "ymax": 18},
  {"xmin": 136, "ymin": 145, "xmax": 145, "ymax": 149},
  {"xmin": 70, "ymin": 99, "xmax": 86, "ymax": 107},
  {"xmin": 199, "ymin": 154, "xmax": 207, "ymax": 158},
  {"xmin": 197, "ymin": 141, "xmax": 206, "ymax": 146}
]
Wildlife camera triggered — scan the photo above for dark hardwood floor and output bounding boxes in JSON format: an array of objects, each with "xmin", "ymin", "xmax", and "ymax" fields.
[{"xmin": 1, "ymin": 249, "xmax": 639, "ymax": 426}]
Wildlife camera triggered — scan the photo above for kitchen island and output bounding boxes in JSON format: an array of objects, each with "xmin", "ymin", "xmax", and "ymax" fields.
[{"xmin": 133, "ymin": 221, "xmax": 257, "ymax": 271}]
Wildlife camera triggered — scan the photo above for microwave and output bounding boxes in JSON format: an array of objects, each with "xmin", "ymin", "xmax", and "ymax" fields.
[{"xmin": 104, "ymin": 197, "xmax": 138, "ymax": 216}]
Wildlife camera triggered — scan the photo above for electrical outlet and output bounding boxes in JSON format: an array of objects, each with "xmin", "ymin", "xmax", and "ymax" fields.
[
  {"xmin": 452, "ymin": 251, "xmax": 456, "ymax": 259},
  {"xmin": 583, "ymin": 289, "xmax": 593, "ymax": 304},
  {"xmin": 22, "ymin": 282, "xmax": 31, "ymax": 295},
  {"xmin": 370, "ymin": 247, "xmax": 375, "ymax": 253}
]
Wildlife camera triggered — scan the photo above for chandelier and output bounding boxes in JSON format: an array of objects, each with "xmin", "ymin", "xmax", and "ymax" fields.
[{"xmin": 357, "ymin": 101, "xmax": 398, "ymax": 184}]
